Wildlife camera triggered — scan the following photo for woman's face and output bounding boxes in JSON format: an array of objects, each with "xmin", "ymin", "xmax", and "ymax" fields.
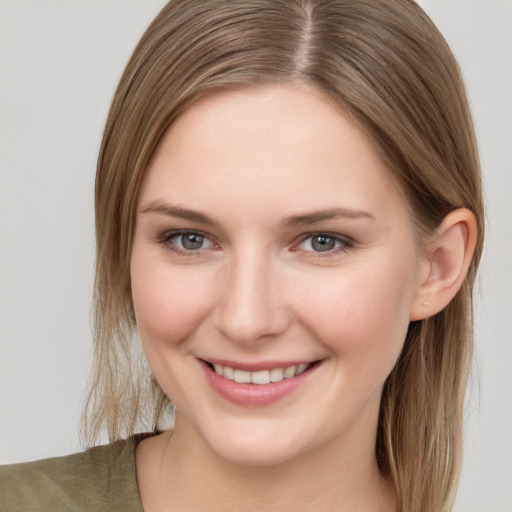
[{"xmin": 131, "ymin": 84, "xmax": 429, "ymax": 466}]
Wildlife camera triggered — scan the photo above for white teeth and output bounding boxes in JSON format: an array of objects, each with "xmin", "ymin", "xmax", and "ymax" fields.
[
  {"xmin": 296, "ymin": 363, "xmax": 309, "ymax": 375},
  {"xmin": 234, "ymin": 369, "xmax": 251, "ymax": 383},
  {"xmin": 211, "ymin": 363, "xmax": 311, "ymax": 385},
  {"xmin": 251, "ymin": 370, "xmax": 271, "ymax": 385},
  {"xmin": 269, "ymin": 368, "xmax": 284, "ymax": 382},
  {"xmin": 284, "ymin": 365, "xmax": 296, "ymax": 379}
]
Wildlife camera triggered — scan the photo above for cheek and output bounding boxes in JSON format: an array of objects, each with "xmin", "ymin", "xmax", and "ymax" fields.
[
  {"xmin": 292, "ymin": 259, "xmax": 417, "ymax": 375},
  {"xmin": 131, "ymin": 260, "xmax": 216, "ymax": 347},
  {"xmin": 130, "ymin": 259, "xmax": 219, "ymax": 407}
]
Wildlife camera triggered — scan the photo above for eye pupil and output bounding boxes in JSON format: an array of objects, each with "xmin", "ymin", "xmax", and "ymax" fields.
[
  {"xmin": 181, "ymin": 233, "xmax": 204, "ymax": 250},
  {"xmin": 312, "ymin": 235, "xmax": 335, "ymax": 252}
]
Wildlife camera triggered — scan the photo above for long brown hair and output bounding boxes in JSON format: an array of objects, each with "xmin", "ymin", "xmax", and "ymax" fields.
[{"xmin": 83, "ymin": 1, "xmax": 484, "ymax": 510}]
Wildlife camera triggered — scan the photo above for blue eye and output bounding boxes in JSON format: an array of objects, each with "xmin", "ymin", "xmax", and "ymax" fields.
[
  {"xmin": 164, "ymin": 231, "xmax": 214, "ymax": 252},
  {"xmin": 298, "ymin": 234, "xmax": 351, "ymax": 253}
]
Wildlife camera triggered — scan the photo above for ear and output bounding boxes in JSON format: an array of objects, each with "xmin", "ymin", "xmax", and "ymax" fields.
[{"xmin": 410, "ymin": 208, "xmax": 478, "ymax": 321}]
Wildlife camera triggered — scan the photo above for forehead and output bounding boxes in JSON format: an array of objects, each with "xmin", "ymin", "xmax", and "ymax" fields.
[{"xmin": 140, "ymin": 84, "xmax": 410, "ymax": 228}]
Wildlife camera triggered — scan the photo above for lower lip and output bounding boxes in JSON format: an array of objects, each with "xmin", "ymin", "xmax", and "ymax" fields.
[{"xmin": 199, "ymin": 360, "xmax": 319, "ymax": 407}]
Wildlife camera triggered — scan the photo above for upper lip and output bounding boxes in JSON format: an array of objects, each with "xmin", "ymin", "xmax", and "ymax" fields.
[{"xmin": 200, "ymin": 358, "xmax": 320, "ymax": 372}]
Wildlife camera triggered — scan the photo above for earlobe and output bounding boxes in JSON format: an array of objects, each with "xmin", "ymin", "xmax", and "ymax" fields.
[{"xmin": 410, "ymin": 208, "xmax": 478, "ymax": 321}]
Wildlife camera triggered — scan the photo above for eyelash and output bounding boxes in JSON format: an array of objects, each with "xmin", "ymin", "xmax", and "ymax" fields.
[
  {"xmin": 294, "ymin": 232, "xmax": 353, "ymax": 257},
  {"xmin": 156, "ymin": 230, "xmax": 216, "ymax": 256},
  {"xmin": 156, "ymin": 230, "xmax": 354, "ymax": 257}
]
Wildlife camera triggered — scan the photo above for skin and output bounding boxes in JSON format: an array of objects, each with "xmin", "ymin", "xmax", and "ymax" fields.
[{"xmin": 130, "ymin": 84, "xmax": 474, "ymax": 511}]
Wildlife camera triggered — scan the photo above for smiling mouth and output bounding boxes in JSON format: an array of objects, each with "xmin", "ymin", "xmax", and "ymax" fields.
[{"xmin": 204, "ymin": 361, "xmax": 317, "ymax": 385}]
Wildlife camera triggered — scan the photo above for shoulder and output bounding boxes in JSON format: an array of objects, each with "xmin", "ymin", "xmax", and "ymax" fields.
[{"xmin": 0, "ymin": 436, "xmax": 145, "ymax": 512}]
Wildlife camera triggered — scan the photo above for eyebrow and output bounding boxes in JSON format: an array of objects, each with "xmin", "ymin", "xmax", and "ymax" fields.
[
  {"xmin": 141, "ymin": 200, "xmax": 375, "ymax": 227},
  {"xmin": 283, "ymin": 208, "xmax": 375, "ymax": 227},
  {"xmin": 140, "ymin": 200, "xmax": 216, "ymax": 225}
]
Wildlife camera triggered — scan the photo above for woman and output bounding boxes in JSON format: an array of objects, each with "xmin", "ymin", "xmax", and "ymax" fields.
[{"xmin": 0, "ymin": 1, "xmax": 483, "ymax": 511}]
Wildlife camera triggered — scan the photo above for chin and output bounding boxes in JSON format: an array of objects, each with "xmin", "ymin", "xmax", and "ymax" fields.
[
  {"xmin": 213, "ymin": 437, "xmax": 300, "ymax": 468},
  {"xmin": 196, "ymin": 416, "xmax": 309, "ymax": 467}
]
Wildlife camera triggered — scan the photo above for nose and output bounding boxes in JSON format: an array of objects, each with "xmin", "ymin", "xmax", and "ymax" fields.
[{"xmin": 213, "ymin": 251, "xmax": 290, "ymax": 345}]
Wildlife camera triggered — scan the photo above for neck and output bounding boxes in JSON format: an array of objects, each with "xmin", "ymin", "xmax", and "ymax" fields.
[{"xmin": 136, "ymin": 414, "xmax": 396, "ymax": 512}]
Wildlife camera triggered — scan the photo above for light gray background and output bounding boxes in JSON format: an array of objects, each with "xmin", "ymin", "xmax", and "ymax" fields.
[{"xmin": 1, "ymin": 1, "xmax": 511, "ymax": 510}]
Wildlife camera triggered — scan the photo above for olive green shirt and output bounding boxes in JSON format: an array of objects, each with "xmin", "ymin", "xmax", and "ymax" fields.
[{"xmin": 0, "ymin": 435, "xmax": 147, "ymax": 511}]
